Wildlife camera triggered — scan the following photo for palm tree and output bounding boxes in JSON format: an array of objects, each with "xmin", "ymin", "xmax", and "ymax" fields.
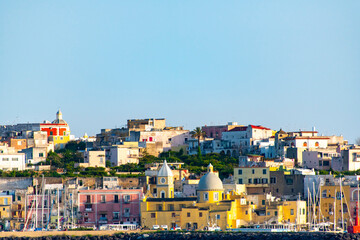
[{"xmin": 191, "ymin": 127, "xmax": 206, "ymax": 156}]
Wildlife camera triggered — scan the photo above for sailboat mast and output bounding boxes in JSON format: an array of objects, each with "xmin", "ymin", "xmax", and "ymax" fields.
[
  {"xmin": 340, "ymin": 176, "xmax": 344, "ymax": 230},
  {"xmin": 334, "ymin": 189, "xmax": 336, "ymax": 231}
]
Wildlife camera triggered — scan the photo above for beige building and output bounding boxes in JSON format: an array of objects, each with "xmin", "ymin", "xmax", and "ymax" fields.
[
  {"xmin": 127, "ymin": 118, "xmax": 166, "ymax": 131},
  {"xmin": 107, "ymin": 143, "xmax": 142, "ymax": 166},
  {"xmin": 82, "ymin": 150, "xmax": 106, "ymax": 168}
]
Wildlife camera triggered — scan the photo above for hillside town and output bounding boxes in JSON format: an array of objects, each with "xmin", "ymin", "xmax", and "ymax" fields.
[{"xmin": 0, "ymin": 110, "xmax": 359, "ymax": 232}]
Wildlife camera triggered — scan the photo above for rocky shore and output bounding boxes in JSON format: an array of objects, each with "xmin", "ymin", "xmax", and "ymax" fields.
[{"xmin": 1, "ymin": 232, "xmax": 360, "ymax": 240}]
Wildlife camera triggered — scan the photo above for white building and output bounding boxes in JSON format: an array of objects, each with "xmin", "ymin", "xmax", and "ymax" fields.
[
  {"xmin": 0, "ymin": 153, "xmax": 26, "ymax": 171},
  {"xmin": 222, "ymin": 125, "xmax": 273, "ymax": 148}
]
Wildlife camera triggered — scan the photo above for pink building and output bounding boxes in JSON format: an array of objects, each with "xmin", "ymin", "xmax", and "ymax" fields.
[
  {"xmin": 24, "ymin": 194, "xmax": 53, "ymax": 230},
  {"xmin": 78, "ymin": 189, "xmax": 143, "ymax": 228},
  {"xmin": 202, "ymin": 122, "xmax": 241, "ymax": 140}
]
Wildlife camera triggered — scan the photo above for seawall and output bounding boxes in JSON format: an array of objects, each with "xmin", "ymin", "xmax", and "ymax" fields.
[{"xmin": 1, "ymin": 232, "xmax": 360, "ymax": 240}]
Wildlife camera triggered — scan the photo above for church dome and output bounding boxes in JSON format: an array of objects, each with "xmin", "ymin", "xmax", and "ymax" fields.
[
  {"xmin": 157, "ymin": 160, "xmax": 173, "ymax": 177},
  {"xmin": 198, "ymin": 164, "xmax": 223, "ymax": 191},
  {"xmin": 52, "ymin": 109, "xmax": 67, "ymax": 124}
]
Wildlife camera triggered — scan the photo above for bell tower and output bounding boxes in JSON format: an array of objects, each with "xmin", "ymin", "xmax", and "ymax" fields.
[{"xmin": 156, "ymin": 160, "xmax": 174, "ymax": 198}]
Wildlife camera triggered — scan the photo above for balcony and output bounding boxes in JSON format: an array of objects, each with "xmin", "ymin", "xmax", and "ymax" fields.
[{"xmin": 124, "ymin": 212, "xmax": 130, "ymax": 217}]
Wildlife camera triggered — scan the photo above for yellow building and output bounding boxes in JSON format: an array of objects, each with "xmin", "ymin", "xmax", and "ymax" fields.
[
  {"xmin": 141, "ymin": 162, "xmax": 307, "ymax": 231},
  {"xmin": 40, "ymin": 110, "xmax": 71, "ymax": 149},
  {"xmin": 318, "ymin": 184, "xmax": 352, "ymax": 229},
  {"xmin": 0, "ymin": 194, "xmax": 12, "ymax": 230}
]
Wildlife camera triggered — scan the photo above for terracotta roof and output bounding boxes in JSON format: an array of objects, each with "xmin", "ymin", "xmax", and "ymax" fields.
[{"xmin": 249, "ymin": 125, "xmax": 271, "ymax": 130}]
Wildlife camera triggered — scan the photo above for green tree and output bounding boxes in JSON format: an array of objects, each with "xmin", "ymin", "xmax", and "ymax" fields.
[{"xmin": 191, "ymin": 127, "xmax": 206, "ymax": 157}]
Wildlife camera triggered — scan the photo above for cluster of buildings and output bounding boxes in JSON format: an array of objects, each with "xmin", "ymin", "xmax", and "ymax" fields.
[
  {"xmin": 0, "ymin": 161, "xmax": 358, "ymax": 231},
  {"xmin": 0, "ymin": 111, "xmax": 360, "ymax": 231}
]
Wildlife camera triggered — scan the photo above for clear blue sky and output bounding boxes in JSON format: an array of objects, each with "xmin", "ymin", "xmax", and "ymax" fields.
[{"xmin": 0, "ymin": 1, "xmax": 359, "ymax": 142}]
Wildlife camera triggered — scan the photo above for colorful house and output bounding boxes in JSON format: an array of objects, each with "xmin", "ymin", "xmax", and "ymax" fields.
[
  {"xmin": 40, "ymin": 110, "xmax": 71, "ymax": 149},
  {"xmin": 77, "ymin": 188, "xmax": 143, "ymax": 229}
]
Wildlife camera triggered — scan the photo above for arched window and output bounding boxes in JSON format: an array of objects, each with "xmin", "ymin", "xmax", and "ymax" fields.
[
  {"xmin": 303, "ymin": 142, "xmax": 308, "ymax": 147},
  {"xmin": 315, "ymin": 142, "xmax": 319, "ymax": 147},
  {"xmin": 352, "ymin": 190, "xmax": 360, "ymax": 201},
  {"xmin": 160, "ymin": 191, "xmax": 165, "ymax": 198}
]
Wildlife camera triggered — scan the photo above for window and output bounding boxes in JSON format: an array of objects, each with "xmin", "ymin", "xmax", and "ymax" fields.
[
  {"xmin": 187, "ymin": 212, "xmax": 190, "ymax": 217},
  {"xmin": 17, "ymin": 141, "xmax": 22, "ymax": 146},
  {"xmin": 172, "ymin": 213, "xmax": 176, "ymax": 217},
  {"xmin": 216, "ymin": 214, "xmax": 220, "ymax": 220},
  {"xmin": 86, "ymin": 195, "xmax": 91, "ymax": 203},
  {"xmin": 204, "ymin": 193, "xmax": 208, "ymax": 201},
  {"xmin": 17, "ymin": 196, "xmax": 21, "ymax": 201},
  {"xmin": 286, "ymin": 178, "xmax": 293, "ymax": 185},
  {"xmin": 275, "ymin": 211, "xmax": 278, "ymax": 216},
  {"xmin": 101, "ymin": 195, "xmax": 106, "ymax": 203},
  {"xmin": 214, "ymin": 192, "xmax": 219, "ymax": 201},
  {"xmin": 39, "ymin": 153, "xmax": 44, "ymax": 157},
  {"xmin": 290, "ymin": 209, "xmax": 294, "ymax": 215},
  {"xmin": 263, "ymin": 169, "xmax": 267, "ymax": 174},
  {"xmin": 270, "ymin": 177, "xmax": 276, "ymax": 184},
  {"xmin": 199, "ymin": 212, "xmax": 202, "ymax": 217},
  {"xmin": 262, "ymin": 178, "xmax": 268, "ymax": 184},
  {"xmin": 124, "ymin": 195, "xmax": 131, "ymax": 203},
  {"xmin": 238, "ymin": 169, "xmax": 242, "ymax": 175},
  {"xmin": 262, "ymin": 200, "xmax": 265, "ymax": 205},
  {"xmin": 245, "ymin": 210, "xmax": 248, "ymax": 215},
  {"xmin": 151, "ymin": 213, "xmax": 156, "ymax": 218},
  {"xmin": 114, "ymin": 195, "xmax": 119, "ymax": 203},
  {"xmin": 248, "ymin": 179, "xmax": 252, "ymax": 184},
  {"xmin": 238, "ymin": 179, "xmax": 243, "ymax": 184},
  {"xmin": 303, "ymin": 208, "xmax": 305, "ymax": 215},
  {"xmin": 2, "ymin": 158, "xmax": 9, "ymax": 161},
  {"xmin": 4, "ymin": 198, "xmax": 8, "ymax": 205},
  {"xmin": 113, "ymin": 212, "xmax": 119, "ymax": 219},
  {"xmin": 12, "ymin": 158, "xmax": 18, "ymax": 161},
  {"xmin": 252, "ymin": 169, "xmax": 255, "ymax": 174},
  {"xmin": 124, "ymin": 208, "xmax": 130, "ymax": 214},
  {"xmin": 168, "ymin": 204, "xmax": 174, "ymax": 211}
]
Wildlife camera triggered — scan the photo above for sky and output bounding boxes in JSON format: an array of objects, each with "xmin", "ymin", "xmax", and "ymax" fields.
[{"xmin": 0, "ymin": 1, "xmax": 359, "ymax": 143}]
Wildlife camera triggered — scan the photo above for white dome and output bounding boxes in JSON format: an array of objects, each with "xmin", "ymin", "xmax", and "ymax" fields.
[
  {"xmin": 157, "ymin": 160, "xmax": 173, "ymax": 177},
  {"xmin": 198, "ymin": 165, "xmax": 223, "ymax": 191}
]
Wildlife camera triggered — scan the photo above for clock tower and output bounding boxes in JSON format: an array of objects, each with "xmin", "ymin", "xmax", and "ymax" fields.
[{"xmin": 156, "ymin": 160, "xmax": 174, "ymax": 198}]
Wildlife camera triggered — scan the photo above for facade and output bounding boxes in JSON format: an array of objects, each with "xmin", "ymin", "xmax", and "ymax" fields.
[
  {"xmin": 82, "ymin": 150, "xmax": 106, "ymax": 168},
  {"xmin": 222, "ymin": 125, "xmax": 273, "ymax": 150},
  {"xmin": 302, "ymin": 149, "xmax": 340, "ymax": 171},
  {"xmin": 127, "ymin": 118, "xmax": 166, "ymax": 131},
  {"xmin": 0, "ymin": 153, "xmax": 26, "ymax": 171},
  {"xmin": 107, "ymin": 143, "xmax": 141, "ymax": 166},
  {"xmin": 187, "ymin": 139, "xmax": 234, "ymax": 156},
  {"xmin": 342, "ymin": 147, "xmax": 360, "ymax": 171},
  {"xmin": 269, "ymin": 171, "xmax": 305, "ymax": 199},
  {"xmin": 78, "ymin": 189, "xmax": 143, "ymax": 228},
  {"xmin": 0, "ymin": 192, "xmax": 12, "ymax": 230},
  {"xmin": 202, "ymin": 122, "xmax": 242, "ymax": 140},
  {"xmin": 40, "ymin": 110, "xmax": 71, "ymax": 149},
  {"xmin": 233, "ymin": 167, "xmax": 270, "ymax": 185},
  {"xmin": 128, "ymin": 129, "xmax": 189, "ymax": 156}
]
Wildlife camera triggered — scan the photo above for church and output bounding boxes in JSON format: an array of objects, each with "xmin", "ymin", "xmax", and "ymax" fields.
[
  {"xmin": 140, "ymin": 160, "xmax": 307, "ymax": 230},
  {"xmin": 140, "ymin": 161, "xmax": 237, "ymax": 230}
]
